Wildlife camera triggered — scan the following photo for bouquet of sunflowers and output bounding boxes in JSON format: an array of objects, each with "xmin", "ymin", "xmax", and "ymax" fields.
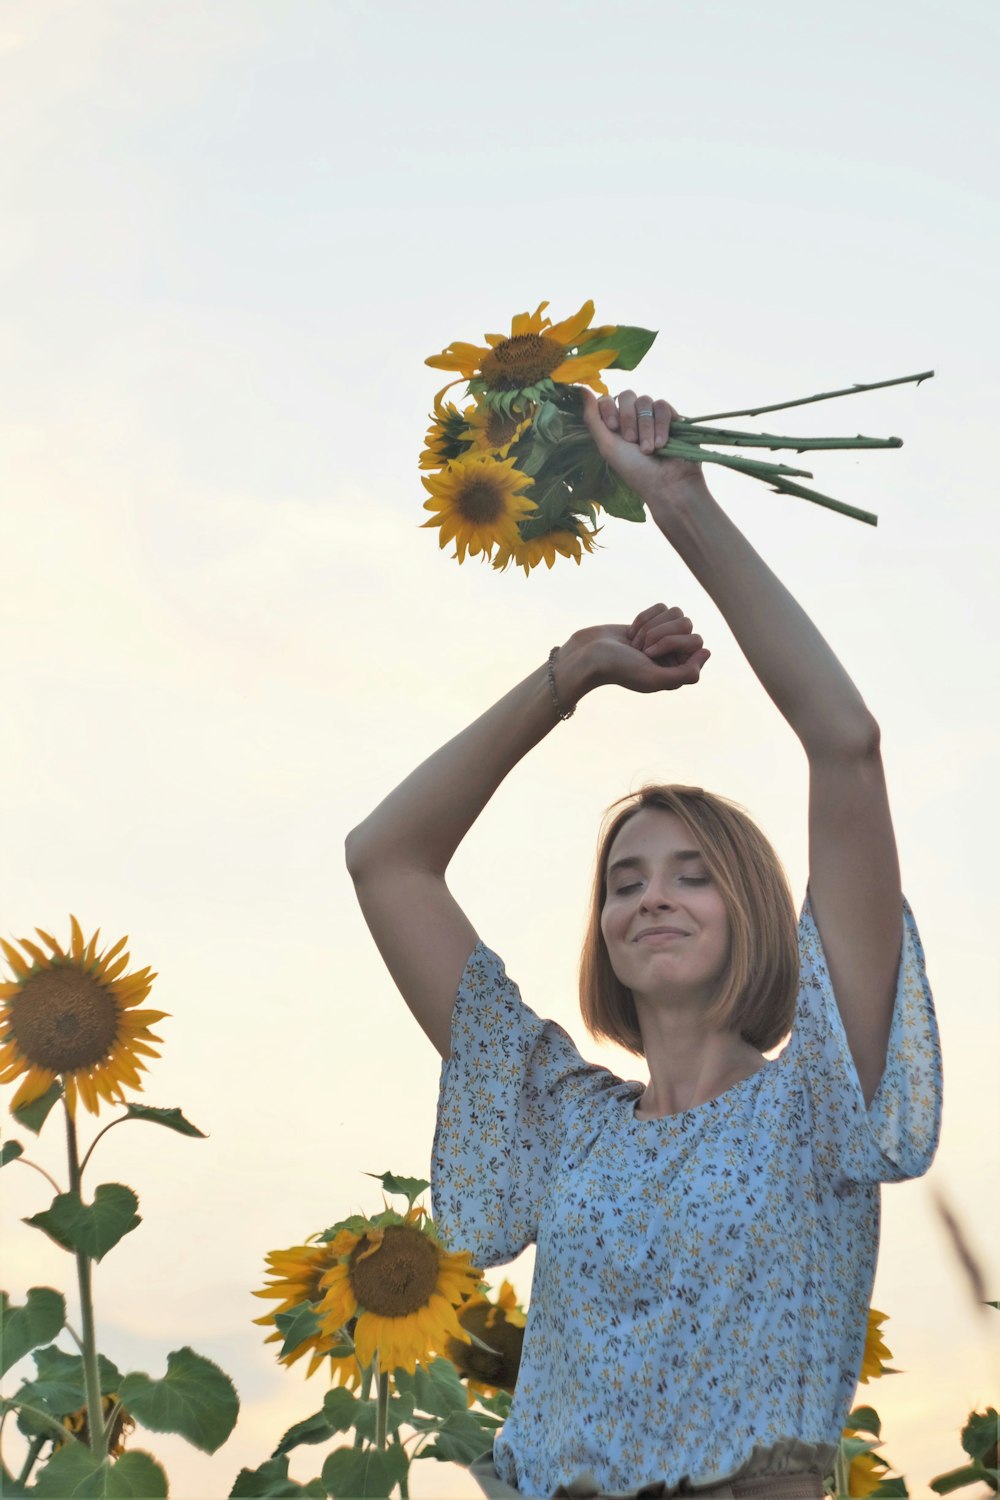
[{"xmin": 420, "ymin": 299, "xmax": 932, "ymax": 574}]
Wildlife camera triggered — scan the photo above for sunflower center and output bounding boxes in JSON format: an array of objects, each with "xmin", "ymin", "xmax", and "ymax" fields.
[
  {"xmin": 348, "ymin": 1225, "xmax": 440, "ymax": 1317},
  {"xmin": 456, "ymin": 476, "xmax": 507, "ymax": 526},
  {"xmin": 9, "ymin": 967, "xmax": 119, "ymax": 1071},
  {"xmin": 485, "ymin": 409, "xmax": 521, "ymax": 447},
  {"xmin": 480, "ymin": 334, "xmax": 563, "ymax": 390},
  {"xmin": 449, "ymin": 1303, "xmax": 524, "ymax": 1389}
]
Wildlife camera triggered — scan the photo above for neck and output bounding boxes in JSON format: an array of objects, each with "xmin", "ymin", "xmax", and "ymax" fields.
[{"xmin": 634, "ymin": 1017, "xmax": 764, "ymax": 1118}]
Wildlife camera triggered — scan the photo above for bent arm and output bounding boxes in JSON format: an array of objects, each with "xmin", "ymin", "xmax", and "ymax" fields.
[
  {"xmin": 347, "ymin": 617, "xmax": 707, "ymax": 1058},
  {"xmin": 583, "ymin": 390, "xmax": 902, "ymax": 1105}
]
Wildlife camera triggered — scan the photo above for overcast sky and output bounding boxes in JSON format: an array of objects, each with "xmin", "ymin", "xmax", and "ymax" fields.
[{"xmin": 1, "ymin": 3, "xmax": 998, "ymax": 1496}]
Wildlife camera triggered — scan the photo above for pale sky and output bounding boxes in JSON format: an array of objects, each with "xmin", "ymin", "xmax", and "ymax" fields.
[{"xmin": 1, "ymin": 3, "xmax": 998, "ymax": 1497}]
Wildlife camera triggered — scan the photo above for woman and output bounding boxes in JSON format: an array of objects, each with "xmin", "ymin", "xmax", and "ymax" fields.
[{"xmin": 345, "ymin": 388, "xmax": 942, "ymax": 1499}]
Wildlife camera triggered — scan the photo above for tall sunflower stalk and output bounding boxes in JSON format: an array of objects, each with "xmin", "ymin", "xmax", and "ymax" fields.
[
  {"xmin": 420, "ymin": 298, "xmax": 933, "ymax": 573},
  {"xmin": 0, "ymin": 917, "xmax": 239, "ymax": 1497},
  {"xmin": 239, "ymin": 1172, "xmax": 517, "ymax": 1499}
]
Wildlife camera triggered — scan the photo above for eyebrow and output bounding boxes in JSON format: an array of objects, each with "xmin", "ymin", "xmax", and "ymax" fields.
[{"xmin": 606, "ymin": 850, "xmax": 704, "ymax": 879}]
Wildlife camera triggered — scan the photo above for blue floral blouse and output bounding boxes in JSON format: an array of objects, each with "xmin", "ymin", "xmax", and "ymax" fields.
[{"xmin": 431, "ymin": 897, "xmax": 942, "ymax": 1499}]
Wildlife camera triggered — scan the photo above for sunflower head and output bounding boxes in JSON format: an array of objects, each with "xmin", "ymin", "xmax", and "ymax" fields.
[
  {"xmin": 446, "ymin": 1279, "xmax": 526, "ymax": 1401},
  {"xmin": 314, "ymin": 1204, "xmax": 484, "ymax": 1376},
  {"xmin": 419, "ymin": 401, "xmax": 475, "ymax": 471},
  {"xmin": 58, "ymin": 1393, "xmax": 134, "ymax": 1457},
  {"xmin": 253, "ymin": 1240, "xmax": 363, "ymax": 1381},
  {"xmin": 425, "ymin": 300, "xmax": 619, "ymax": 399},
  {"xmin": 421, "ymin": 453, "xmax": 536, "ymax": 564},
  {"xmin": 492, "ymin": 521, "xmax": 599, "ymax": 576},
  {"xmin": 0, "ymin": 919, "xmax": 166, "ymax": 1119},
  {"xmin": 858, "ymin": 1306, "xmax": 894, "ymax": 1384}
]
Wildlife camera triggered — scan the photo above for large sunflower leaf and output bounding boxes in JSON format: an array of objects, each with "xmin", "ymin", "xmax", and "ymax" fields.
[
  {"xmin": 12, "ymin": 1081, "xmax": 63, "ymax": 1136},
  {"xmin": 122, "ymin": 1104, "xmax": 206, "ymax": 1138},
  {"xmin": 32, "ymin": 1444, "xmax": 168, "ymax": 1498},
  {"xmin": 867, "ymin": 1480, "xmax": 909, "ymax": 1497},
  {"xmin": 393, "ymin": 1358, "xmax": 468, "ymax": 1420},
  {"xmin": 321, "ymin": 1444, "xmax": 408, "ymax": 1499},
  {"xmin": 231, "ymin": 1454, "xmax": 325, "ymax": 1496},
  {"xmin": 574, "ymin": 324, "xmax": 657, "ymax": 371},
  {"xmin": 320, "ymin": 1386, "xmax": 363, "ymax": 1433},
  {"xmin": 25, "ymin": 1185, "xmax": 141, "ymax": 1263},
  {"xmin": 15, "ymin": 1345, "xmax": 123, "ymax": 1425},
  {"xmin": 365, "ymin": 1172, "xmax": 428, "ymax": 1207},
  {"xmin": 119, "ymin": 1346, "xmax": 238, "ymax": 1453},
  {"xmin": 0, "ymin": 1288, "xmax": 66, "ymax": 1376}
]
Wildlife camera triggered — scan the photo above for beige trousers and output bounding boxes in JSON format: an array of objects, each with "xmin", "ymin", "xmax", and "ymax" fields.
[{"xmin": 467, "ymin": 1450, "xmax": 825, "ymax": 1499}]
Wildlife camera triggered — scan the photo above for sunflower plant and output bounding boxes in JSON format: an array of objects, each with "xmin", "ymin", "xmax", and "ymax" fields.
[
  {"xmin": 420, "ymin": 298, "xmax": 934, "ymax": 573},
  {"xmin": 237, "ymin": 1172, "xmax": 515, "ymax": 1499},
  {"xmin": 0, "ymin": 917, "xmax": 239, "ymax": 1497}
]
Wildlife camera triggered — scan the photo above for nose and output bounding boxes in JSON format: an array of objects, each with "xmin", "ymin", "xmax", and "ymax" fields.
[{"xmin": 639, "ymin": 878, "xmax": 674, "ymax": 912}]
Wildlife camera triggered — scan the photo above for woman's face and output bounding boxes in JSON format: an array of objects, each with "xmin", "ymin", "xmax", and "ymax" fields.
[{"xmin": 600, "ymin": 807, "xmax": 731, "ymax": 1005}]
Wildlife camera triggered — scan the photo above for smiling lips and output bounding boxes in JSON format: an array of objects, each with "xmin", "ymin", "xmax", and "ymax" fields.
[{"xmin": 634, "ymin": 926, "xmax": 689, "ymax": 942}]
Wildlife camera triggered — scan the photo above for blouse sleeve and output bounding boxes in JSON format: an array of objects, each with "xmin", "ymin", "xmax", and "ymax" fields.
[
  {"xmin": 430, "ymin": 942, "xmax": 615, "ymax": 1267},
  {"xmin": 778, "ymin": 894, "xmax": 943, "ymax": 1185}
]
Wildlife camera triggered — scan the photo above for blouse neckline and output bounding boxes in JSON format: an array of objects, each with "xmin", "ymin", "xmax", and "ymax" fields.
[{"xmin": 626, "ymin": 1059, "xmax": 774, "ymax": 1123}]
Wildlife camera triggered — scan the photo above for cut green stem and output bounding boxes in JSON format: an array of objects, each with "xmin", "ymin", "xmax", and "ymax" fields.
[
  {"xmin": 671, "ymin": 422, "xmax": 903, "ymax": 452},
  {"xmin": 685, "ymin": 370, "xmax": 933, "ymax": 424}
]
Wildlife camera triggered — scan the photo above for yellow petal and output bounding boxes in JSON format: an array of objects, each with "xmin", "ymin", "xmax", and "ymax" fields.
[{"xmin": 545, "ymin": 299, "xmax": 596, "ymax": 347}]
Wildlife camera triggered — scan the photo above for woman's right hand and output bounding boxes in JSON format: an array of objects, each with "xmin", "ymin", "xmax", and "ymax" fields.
[{"xmin": 564, "ymin": 603, "xmax": 710, "ymax": 696}]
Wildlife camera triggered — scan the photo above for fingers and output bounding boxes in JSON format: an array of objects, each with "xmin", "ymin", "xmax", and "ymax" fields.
[
  {"xmin": 587, "ymin": 389, "xmax": 678, "ymax": 454},
  {"xmin": 626, "ymin": 602, "xmax": 689, "ymax": 647},
  {"xmin": 608, "ymin": 391, "xmax": 675, "ymax": 453},
  {"xmin": 639, "ymin": 646, "xmax": 711, "ymax": 693}
]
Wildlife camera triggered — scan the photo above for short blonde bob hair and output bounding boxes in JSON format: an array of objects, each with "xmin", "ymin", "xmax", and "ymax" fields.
[{"xmin": 579, "ymin": 785, "xmax": 798, "ymax": 1055}]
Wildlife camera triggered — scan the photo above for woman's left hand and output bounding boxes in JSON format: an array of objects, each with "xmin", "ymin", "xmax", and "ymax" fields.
[{"xmin": 581, "ymin": 387, "xmax": 710, "ymax": 514}]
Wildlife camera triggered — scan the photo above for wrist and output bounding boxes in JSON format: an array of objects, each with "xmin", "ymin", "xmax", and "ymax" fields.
[{"xmin": 550, "ymin": 634, "xmax": 602, "ymax": 712}]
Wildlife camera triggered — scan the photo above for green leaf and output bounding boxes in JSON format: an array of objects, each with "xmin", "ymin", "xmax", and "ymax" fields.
[
  {"xmin": 12, "ymin": 1081, "xmax": 63, "ymax": 1135},
  {"xmin": 0, "ymin": 1139, "xmax": 24, "ymax": 1168},
  {"xmin": 869, "ymin": 1479, "xmax": 909, "ymax": 1497},
  {"xmin": 572, "ymin": 324, "xmax": 657, "ymax": 371},
  {"xmin": 231, "ymin": 1455, "xmax": 326, "ymax": 1496},
  {"xmin": 962, "ymin": 1407, "xmax": 999, "ymax": 1463},
  {"xmin": 26, "ymin": 1185, "xmax": 141, "ymax": 1262},
  {"xmin": 0, "ymin": 1460, "xmax": 31, "ymax": 1497},
  {"xmin": 321, "ymin": 1386, "xmax": 364, "ymax": 1434},
  {"xmin": 848, "ymin": 1404, "xmax": 883, "ymax": 1438},
  {"xmin": 418, "ymin": 1407, "xmax": 502, "ymax": 1465},
  {"xmin": 33, "ymin": 1444, "xmax": 168, "ymax": 1498},
  {"xmin": 406, "ymin": 1358, "xmax": 468, "ymax": 1419},
  {"xmin": 272, "ymin": 1408, "xmax": 337, "ymax": 1457},
  {"xmin": 364, "ymin": 1171, "xmax": 429, "ymax": 1208},
  {"xmin": 122, "ymin": 1104, "xmax": 206, "ymax": 1138},
  {"xmin": 351, "ymin": 1390, "xmax": 414, "ymax": 1445},
  {"xmin": 0, "ymin": 1288, "xmax": 66, "ymax": 1376},
  {"xmin": 986, "ymin": 1300, "xmax": 999, "ymax": 1311},
  {"xmin": 119, "ymin": 1346, "xmax": 239, "ymax": 1454},
  {"xmin": 274, "ymin": 1302, "xmax": 322, "ymax": 1358},
  {"xmin": 321, "ymin": 1444, "xmax": 408, "ymax": 1499},
  {"xmin": 598, "ymin": 472, "xmax": 647, "ymax": 523},
  {"xmin": 14, "ymin": 1345, "xmax": 123, "ymax": 1425}
]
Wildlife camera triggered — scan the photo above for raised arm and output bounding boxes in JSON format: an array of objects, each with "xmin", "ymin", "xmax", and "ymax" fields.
[
  {"xmin": 583, "ymin": 389, "xmax": 901, "ymax": 1106},
  {"xmin": 346, "ymin": 612, "xmax": 709, "ymax": 1058}
]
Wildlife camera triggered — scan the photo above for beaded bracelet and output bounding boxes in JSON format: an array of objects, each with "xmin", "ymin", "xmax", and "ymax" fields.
[{"xmin": 547, "ymin": 646, "xmax": 575, "ymax": 721}]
